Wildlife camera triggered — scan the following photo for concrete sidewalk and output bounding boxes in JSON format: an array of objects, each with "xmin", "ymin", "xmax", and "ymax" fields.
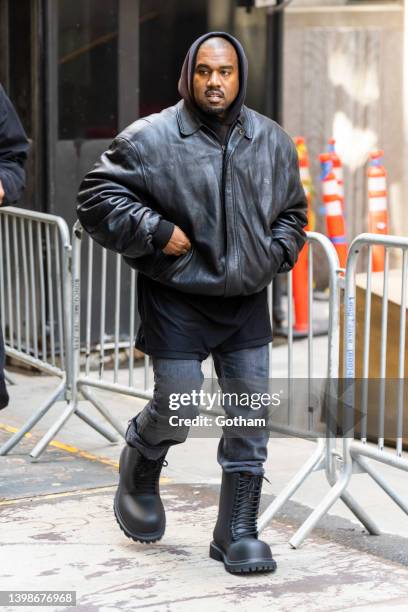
[
  {"xmin": 1, "ymin": 363, "xmax": 408, "ymax": 611},
  {"xmin": 1, "ymin": 482, "xmax": 408, "ymax": 612}
]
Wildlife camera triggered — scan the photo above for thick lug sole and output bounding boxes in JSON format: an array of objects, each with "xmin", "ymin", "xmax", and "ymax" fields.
[
  {"xmin": 209, "ymin": 541, "xmax": 277, "ymax": 574},
  {"xmin": 113, "ymin": 490, "xmax": 165, "ymax": 544}
]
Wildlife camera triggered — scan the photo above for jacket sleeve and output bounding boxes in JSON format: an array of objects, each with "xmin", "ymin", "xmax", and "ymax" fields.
[
  {"xmin": 270, "ymin": 138, "xmax": 308, "ymax": 274},
  {"xmin": 77, "ymin": 136, "xmax": 170, "ymax": 257},
  {"xmin": 0, "ymin": 84, "xmax": 30, "ymax": 206}
]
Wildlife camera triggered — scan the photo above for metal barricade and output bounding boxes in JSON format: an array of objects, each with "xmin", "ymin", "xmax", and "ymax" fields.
[
  {"xmin": 258, "ymin": 231, "xmax": 381, "ymax": 547},
  {"xmin": 69, "ymin": 220, "xmax": 153, "ymax": 439},
  {"xmin": 0, "ymin": 207, "xmax": 118, "ymax": 458},
  {"xmin": 287, "ymin": 233, "xmax": 408, "ymax": 547},
  {"xmin": 343, "ymin": 234, "xmax": 408, "ymax": 520}
]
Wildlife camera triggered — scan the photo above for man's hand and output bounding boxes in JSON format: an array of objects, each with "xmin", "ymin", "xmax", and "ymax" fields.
[
  {"xmin": 162, "ymin": 225, "xmax": 191, "ymax": 256},
  {"xmin": 0, "ymin": 180, "xmax": 4, "ymax": 205}
]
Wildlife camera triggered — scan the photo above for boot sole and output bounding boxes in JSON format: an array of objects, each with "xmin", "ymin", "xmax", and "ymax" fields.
[
  {"xmin": 113, "ymin": 490, "xmax": 165, "ymax": 544},
  {"xmin": 209, "ymin": 541, "xmax": 277, "ymax": 574}
]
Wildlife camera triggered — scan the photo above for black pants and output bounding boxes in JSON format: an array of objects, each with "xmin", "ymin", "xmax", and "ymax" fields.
[{"xmin": 0, "ymin": 325, "xmax": 9, "ymax": 409}]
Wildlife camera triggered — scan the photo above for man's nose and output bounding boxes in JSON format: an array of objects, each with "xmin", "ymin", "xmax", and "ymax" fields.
[{"xmin": 208, "ymin": 70, "xmax": 221, "ymax": 88}]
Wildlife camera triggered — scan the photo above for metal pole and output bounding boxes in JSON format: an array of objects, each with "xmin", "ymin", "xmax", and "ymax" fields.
[{"xmin": 266, "ymin": 0, "xmax": 285, "ymax": 327}]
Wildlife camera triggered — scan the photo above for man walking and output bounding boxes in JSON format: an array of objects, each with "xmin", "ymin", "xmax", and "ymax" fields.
[
  {"xmin": 0, "ymin": 84, "xmax": 30, "ymax": 410},
  {"xmin": 77, "ymin": 32, "xmax": 307, "ymax": 574}
]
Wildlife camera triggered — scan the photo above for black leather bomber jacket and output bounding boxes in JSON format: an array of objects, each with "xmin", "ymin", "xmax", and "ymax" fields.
[{"xmin": 76, "ymin": 99, "xmax": 308, "ymax": 297}]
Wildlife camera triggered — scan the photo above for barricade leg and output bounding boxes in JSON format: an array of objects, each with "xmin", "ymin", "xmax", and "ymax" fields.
[
  {"xmin": 258, "ymin": 438, "xmax": 326, "ymax": 532},
  {"xmin": 29, "ymin": 399, "xmax": 78, "ymax": 459},
  {"xmin": 0, "ymin": 378, "xmax": 66, "ymax": 455},
  {"xmin": 289, "ymin": 439, "xmax": 382, "ymax": 548},
  {"xmin": 339, "ymin": 490, "xmax": 381, "ymax": 535},
  {"xmin": 29, "ymin": 390, "xmax": 125, "ymax": 458},
  {"xmin": 354, "ymin": 455, "xmax": 408, "ymax": 515},
  {"xmin": 324, "ymin": 443, "xmax": 381, "ymax": 536},
  {"xmin": 74, "ymin": 406, "xmax": 118, "ymax": 442},
  {"xmin": 79, "ymin": 384, "xmax": 126, "ymax": 438},
  {"xmin": 289, "ymin": 461, "xmax": 354, "ymax": 548},
  {"xmin": 259, "ymin": 440, "xmax": 380, "ymax": 542}
]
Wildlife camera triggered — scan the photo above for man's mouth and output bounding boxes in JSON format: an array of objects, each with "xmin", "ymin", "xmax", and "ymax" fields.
[{"xmin": 206, "ymin": 91, "xmax": 223, "ymax": 99}]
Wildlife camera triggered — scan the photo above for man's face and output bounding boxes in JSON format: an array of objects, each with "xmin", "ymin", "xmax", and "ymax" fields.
[{"xmin": 192, "ymin": 38, "xmax": 239, "ymax": 119}]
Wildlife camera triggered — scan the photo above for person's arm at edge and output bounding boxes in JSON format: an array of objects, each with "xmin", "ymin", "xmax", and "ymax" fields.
[{"xmin": 0, "ymin": 84, "xmax": 30, "ymax": 206}]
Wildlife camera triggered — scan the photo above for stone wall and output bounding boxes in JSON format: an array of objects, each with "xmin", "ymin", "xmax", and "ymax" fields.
[{"xmin": 283, "ymin": 2, "xmax": 404, "ymax": 264}]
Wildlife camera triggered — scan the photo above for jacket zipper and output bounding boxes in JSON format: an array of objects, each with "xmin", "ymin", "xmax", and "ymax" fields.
[
  {"xmin": 221, "ymin": 144, "xmax": 229, "ymax": 295},
  {"xmin": 230, "ymin": 163, "xmax": 241, "ymax": 289},
  {"xmin": 221, "ymin": 132, "xmax": 242, "ymax": 296}
]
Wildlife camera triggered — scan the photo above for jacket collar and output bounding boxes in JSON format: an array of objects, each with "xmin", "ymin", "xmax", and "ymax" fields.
[{"xmin": 176, "ymin": 99, "xmax": 253, "ymax": 140}]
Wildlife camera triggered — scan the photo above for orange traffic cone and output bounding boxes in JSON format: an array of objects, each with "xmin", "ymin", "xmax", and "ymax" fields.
[
  {"xmin": 328, "ymin": 138, "xmax": 345, "ymax": 217},
  {"xmin": 367, "ymin": 150, "xmax": 388, "ymax": 272},
  {"xmin": 319, "ymin": 152, "xmax": 347, "ymax": 268},
  {"xmin": 292, "ymin": 137, "xmax": 314, "ymax": 334},
  {"xmin": 295, "ymin": 137, "xmax": 315, "ymax": 231}
]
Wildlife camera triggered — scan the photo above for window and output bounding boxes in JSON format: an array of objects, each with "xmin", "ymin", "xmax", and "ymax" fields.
[
  {"xmin": 8, "ymin": 0, "xmax": 32, "ymax": 136},
  {"xmin": 139, "ymin": 0, "xmax": 207, "ymax": 117},
  {"xmin": 58, "ymin": 0, "xmax": 118, "ymax": 139}
]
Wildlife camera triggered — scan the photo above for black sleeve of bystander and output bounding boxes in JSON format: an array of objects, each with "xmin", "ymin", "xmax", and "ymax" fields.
[{"xmin": 0, "ymin": 83, "xmax": 30, "ymax": 205}]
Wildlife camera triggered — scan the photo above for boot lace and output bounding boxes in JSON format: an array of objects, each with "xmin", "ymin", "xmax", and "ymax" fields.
[
  {"xmin": 231, "ymin": 473, "xmax": 270, "ymax": 540},
  {"xmin": 134, "ymin": 454, "xmax": 168, "ymax": 495}
]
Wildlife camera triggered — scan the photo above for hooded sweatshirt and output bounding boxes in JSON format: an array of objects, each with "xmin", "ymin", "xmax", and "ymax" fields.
[
  {"xmin": 177, "ymin": 31, "xmax": 248, "ymax": 147},
  {"xmin": 152, "ymin": 31, "xmax": 248, "ymax": 250}
]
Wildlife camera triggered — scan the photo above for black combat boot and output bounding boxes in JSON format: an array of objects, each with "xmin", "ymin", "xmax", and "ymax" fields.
[
  {"xmin": 113, "ymin": 443, "xmax": 168, "ymax": 543},
  {"xmin": 209, "ymin": 471, "xmax": 277, "ymax": 574}
]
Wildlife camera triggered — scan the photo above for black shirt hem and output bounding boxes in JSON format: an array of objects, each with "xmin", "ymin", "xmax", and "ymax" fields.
[
  {"xmin": 216, "ymin": 334, "xmax": 273, "ymax": 354},
  {"xmin": 134, "ymin": 334, "xmax": 273, "ymax": 361}
]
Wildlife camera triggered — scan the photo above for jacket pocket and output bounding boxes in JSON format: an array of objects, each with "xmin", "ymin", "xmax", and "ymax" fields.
[
  {"xmin": 152, "ymin": 246, "xmax": 195, "ymax": 281},
  {"xmin": 270, "ymin": 240, "xmax": 291, "ymax": 274}
]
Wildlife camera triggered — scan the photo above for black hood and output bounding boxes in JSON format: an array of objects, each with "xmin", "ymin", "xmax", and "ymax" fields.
[{"xmin": 177, "ymin": 31, "xmax": 248, "ymax": 129}]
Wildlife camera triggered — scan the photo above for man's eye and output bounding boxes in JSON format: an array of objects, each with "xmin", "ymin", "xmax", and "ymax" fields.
[{"xmin": 221, "ymin": 71, "xmax": 231, "ymax": 76}]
